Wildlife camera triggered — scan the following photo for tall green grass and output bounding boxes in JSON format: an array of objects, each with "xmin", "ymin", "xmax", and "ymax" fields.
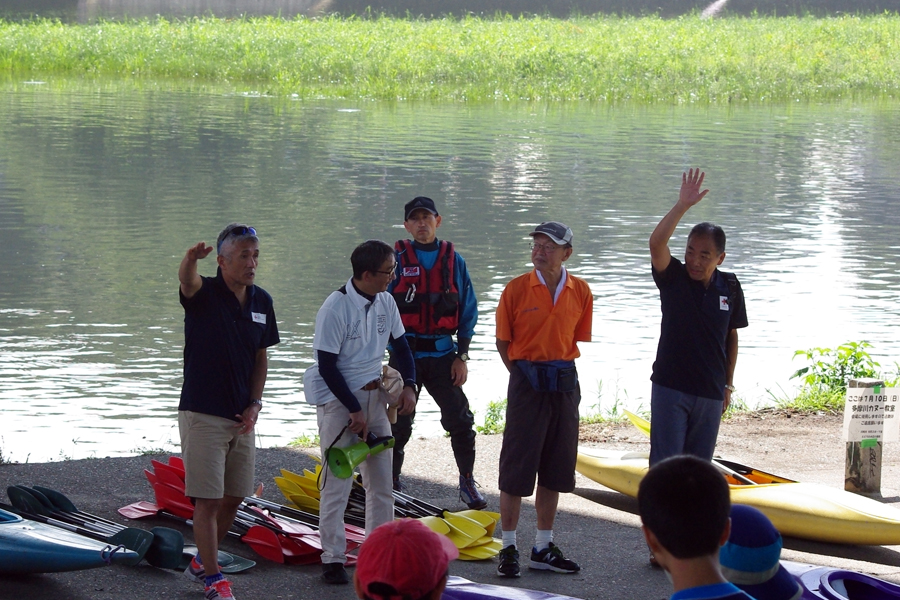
[{"xmin": 1, "ymin": 15, "xmax": 898, "ymax": 102}]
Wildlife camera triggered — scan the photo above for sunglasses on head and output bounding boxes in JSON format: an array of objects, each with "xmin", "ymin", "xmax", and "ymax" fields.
[{"xmin": 217, "ymin": 225, "xmax": 257, "ymax": 252}]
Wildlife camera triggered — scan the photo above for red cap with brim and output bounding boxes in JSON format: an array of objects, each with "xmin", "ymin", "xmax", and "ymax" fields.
[{"xmin": 356, "ymin": 518, "xmax": 459, "ymax": 600}]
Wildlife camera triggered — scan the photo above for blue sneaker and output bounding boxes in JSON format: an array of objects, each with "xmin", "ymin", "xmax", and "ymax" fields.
[{"xmin": 458, "ymin": 473, "xmax": 487, "ymax": 510}]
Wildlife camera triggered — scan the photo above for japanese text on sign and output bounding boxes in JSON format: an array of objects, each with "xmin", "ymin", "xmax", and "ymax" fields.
[{"xmin": 842, "ymin": 388, "xmax": 900, "ymax": 443}]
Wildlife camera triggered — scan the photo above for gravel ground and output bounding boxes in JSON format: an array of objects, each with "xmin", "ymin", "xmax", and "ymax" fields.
[{"xmin": 2, "ymin": 410, "xmax": 900, "ymax": 600}]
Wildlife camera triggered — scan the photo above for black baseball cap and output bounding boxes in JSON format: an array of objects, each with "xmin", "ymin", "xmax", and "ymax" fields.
[
  {"xmin": 530, "ymin": 221, "xmax": 573, "ymax": 246},
  {"xmin": 404, "ymin": 197, "xmax": 439, "ymax": 220}
]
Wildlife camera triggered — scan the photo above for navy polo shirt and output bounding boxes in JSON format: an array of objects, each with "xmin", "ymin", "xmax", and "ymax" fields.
[
  {"xmin": 651, "ymin": 257, "xmax": 748, "ymax": 401},
  {"xmin": 179, "ymin": 268, "xmax": 279, "ymax": 421}
]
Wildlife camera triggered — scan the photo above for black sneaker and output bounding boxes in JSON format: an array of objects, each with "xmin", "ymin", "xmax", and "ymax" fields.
[
  {"xmin": 529, "ymin": 543, "xmax": 580, "ymax": 573},
  {"xmin": 497, "ymin": 545, "xmax": 520, "ymax": 578},
  {"xmin": 321, "ymin": 562, "xmax": 349, "ymax": 584},
  {"xmin": 458, "ymin": 473, "xmax": 487, "ymax": 510}
]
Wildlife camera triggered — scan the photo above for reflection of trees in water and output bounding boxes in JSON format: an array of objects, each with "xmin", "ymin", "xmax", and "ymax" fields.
[{"xmin": 2, "ymin": 0, "xmax": 896, "ymax": 20}]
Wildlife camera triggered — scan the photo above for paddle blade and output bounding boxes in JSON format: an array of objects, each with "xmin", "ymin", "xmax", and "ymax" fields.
[
  {"xmin": 152, "ymin": 482, "xmax": 194, "ymax": 520},
  {"xmin": 452, "ymin": 509, "xmax": 500, "ymax": 537},
  {"xmin": 109, "ymin": 528, "xmax": 155, "ymax": 566},
  {"xmin": 153, "ymin": 466, "xmax": 187, "ymax": 492},
  {"xmin": 32, "ymin": 486, "xmax": 80, "ymax": 513},
  {"xmin": 418, "ymin": 515, "xmax": 451, "ymax": 535},
  {"xmin": 241, "ymin": 525, "xmax": 286, "ymax": 563},
  {"xmin": 118, "ymin": 501, "xmax": 162, "ymax": 520},
  {"xmin": 166, "ymin": 456, "xmax": 186, "ymax": 475},
  {"xmin": 143, "ymin": 526, "xmax": 186, "ymax": 569},
  {"xmin": 7, "ymin": 486, "xmax": 50, "ymax": 517},
  {"xmin": 287, "ymin": 494, "xmax": 321, "ymax": 513}
]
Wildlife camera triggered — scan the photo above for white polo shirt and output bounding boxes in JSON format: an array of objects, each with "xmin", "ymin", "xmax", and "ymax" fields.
[{"xmin": 303, "ymin": 278, "xmax": 405, "ymax": 406}]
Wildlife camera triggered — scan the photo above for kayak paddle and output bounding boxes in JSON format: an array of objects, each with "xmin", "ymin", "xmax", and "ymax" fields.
[
  {"xmin": 1, "ymin": 499, "xmax": 149, "ymax": 567},
  {"xmin": 30, "ymin": 485, "xmax": 186, "ymax": 570}
]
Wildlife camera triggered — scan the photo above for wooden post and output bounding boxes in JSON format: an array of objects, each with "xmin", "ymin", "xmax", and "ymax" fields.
[{"xmin": 844, "ymin": 378, "xmax": 885, "ymax": 496}]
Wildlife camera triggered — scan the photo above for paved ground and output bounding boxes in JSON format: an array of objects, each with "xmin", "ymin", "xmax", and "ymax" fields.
[{"xmin": 1, "ymin": 411, "xmax": 900, "ymax": 600}]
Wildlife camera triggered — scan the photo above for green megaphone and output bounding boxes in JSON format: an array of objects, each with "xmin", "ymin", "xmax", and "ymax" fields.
[{"xmin": 326, "ymin": 433, "xmax": 396, "ymax": 479}]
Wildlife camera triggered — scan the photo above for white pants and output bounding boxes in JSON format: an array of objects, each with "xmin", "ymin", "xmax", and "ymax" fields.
[{"xmin": 317, "ymin": 388, "xmax": 394, "ymax": 563}]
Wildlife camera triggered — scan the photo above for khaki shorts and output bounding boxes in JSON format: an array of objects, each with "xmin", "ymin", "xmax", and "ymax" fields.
[{"xmin": 178, "ymin": 410, "xmax": 255, "ymax": 499}]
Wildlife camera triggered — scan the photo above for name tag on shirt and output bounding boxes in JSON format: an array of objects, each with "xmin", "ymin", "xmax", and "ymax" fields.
[
  {"xmin": 719, "ymin": 296, "xmax": 730, "ymax": 311},
  {"xmin": 252, "ymin": 312, "xmax": 267, "ymax": 324},
  {"xmin": 402, "ymin": 267, "xmax": 420, "ymax": 277}
]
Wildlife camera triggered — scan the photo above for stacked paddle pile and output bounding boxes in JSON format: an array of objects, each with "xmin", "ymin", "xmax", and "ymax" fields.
[
  {"xmin": 3, "ymin": 484, "xmax": 181, "ymax": 569},
  {"xmin": 126, "ymin": 456, "xmax": 363, "ymax": 564},
  {"xmin": 275, "ymin": 466, "xmax": 502, "ymax": 560}
]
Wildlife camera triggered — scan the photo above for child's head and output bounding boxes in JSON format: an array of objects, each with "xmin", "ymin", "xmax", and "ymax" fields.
[
  {"xmin": 720, "ymin": 505, "xmax": 802, "ymax": 600},
  {"xmin": 638, "ymin": 455, "xmax": 731, "ymax": 559},
  {"xmin": 354, "ymin": 518, "xmax": 458, "ymax": 600}
]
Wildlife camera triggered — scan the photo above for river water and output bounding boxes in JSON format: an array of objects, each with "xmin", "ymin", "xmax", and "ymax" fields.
[{"xmin": 1, "ymin": 81, "xmax": 899, "ymax": 462}]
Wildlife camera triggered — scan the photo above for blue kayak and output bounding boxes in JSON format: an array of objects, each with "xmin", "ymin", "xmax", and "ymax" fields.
[
  {"xmin": 443, "ymin": 576, "xmax": 583, "ymax": 600},
  {"xmin": 784, "ymin": 560, "xmax": 900, "ymax": 600},
  {"xmin": 0, "ymin": 508, "xmax": 139, "ymax": 574}
]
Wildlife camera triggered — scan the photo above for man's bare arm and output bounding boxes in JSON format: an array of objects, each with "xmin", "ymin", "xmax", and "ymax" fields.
[
  {"xmin": 649, "ymin": 169, "xmax": 709, "ymax": 273},
  {"xmin": 496, "ymin": 340, "xmax": 513, "ymax": 373},
  {"xmin": 723, "ymin": 328, "xmax": 739, "ymax": 413}
]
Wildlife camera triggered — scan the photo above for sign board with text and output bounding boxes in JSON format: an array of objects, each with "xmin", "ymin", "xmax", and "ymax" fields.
[{"xmin": 842, "ymin": 387, "xmax": 900, "ymax": 443}]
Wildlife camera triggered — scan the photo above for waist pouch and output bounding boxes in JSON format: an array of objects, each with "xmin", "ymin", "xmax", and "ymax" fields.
[{"xmin": 516, "ymin": 360, "xmax": 578, "ymax": 393}]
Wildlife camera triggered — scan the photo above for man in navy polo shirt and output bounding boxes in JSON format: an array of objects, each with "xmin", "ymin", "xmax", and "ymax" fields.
[
  {"xmin": 178, "ymin": 223, "xmax": 280, "ymax": 600},
  {"xmin": 648, "ymin": 169, "xmax": 748, "ymax": 468}
]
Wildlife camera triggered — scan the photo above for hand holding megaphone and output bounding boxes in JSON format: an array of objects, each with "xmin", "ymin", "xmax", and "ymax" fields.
[{"xmin": 348, "ymin": 411, "xmax": 368, "ymax": 440}]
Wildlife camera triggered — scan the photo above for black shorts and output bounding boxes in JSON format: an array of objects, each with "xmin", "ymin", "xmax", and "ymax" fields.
[{"xmin": 498, "ymin": 365, "xmax": 581, "ymax": 497}]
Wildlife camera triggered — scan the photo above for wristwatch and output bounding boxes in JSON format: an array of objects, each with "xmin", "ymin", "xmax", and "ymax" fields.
[
  {"xmin": 458, "ymin": 353, "xmax": 469, "ymax": 363},
  {"xmin": 250, "ymin": 398, "xmax": 263, "ymax": 408},
  {"xmin": 724, "ymin": 385, "xmax": 736, "ymax": 393}
]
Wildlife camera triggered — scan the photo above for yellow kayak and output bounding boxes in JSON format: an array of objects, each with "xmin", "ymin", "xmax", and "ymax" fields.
[{"xmin": 577, "ymin": 446, "xmax": 900, "ymax": 546}]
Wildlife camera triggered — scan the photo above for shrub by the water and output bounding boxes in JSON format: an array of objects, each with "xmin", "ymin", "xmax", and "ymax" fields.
[{"xmin": 0, "ymin": 14, "xmax": 898, "ymax": 102}]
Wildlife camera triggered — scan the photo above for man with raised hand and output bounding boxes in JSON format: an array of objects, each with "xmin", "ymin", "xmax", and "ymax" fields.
[
  {"xmin": 648, "ymin": 169, "xmax": 748, "ymax": 468},
  {"xmin": 388, "ymin": 196, "xmax": 485, "ymax": 510},
  {"xmin": 178, "ymin": 223, "xmax": 280, "ymax": 600},
  {"xmin": 303, "ymin": 239, "xmax": 417, "ymax": 585},
  {"xmin": 494, "ymin": 221, "xmax": 593, "ymax": 578}
]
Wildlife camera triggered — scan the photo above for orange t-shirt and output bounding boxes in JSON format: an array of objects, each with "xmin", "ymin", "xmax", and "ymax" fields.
[{"xmin": 496, "ymin": 269, "xmax": 593, "ymax": 362}]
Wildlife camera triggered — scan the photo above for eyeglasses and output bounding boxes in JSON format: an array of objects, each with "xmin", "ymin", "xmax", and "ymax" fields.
[
  {"xmin": 531, "ymin": 242, "xmax": 563, "ymax": 253},
  {"xmin": 374, "ymin": 265, "xmax": 397, "ymax": 277},
  {"xmin": 217, "ymin": 225, "xmax": 257, "ymax": 252}
]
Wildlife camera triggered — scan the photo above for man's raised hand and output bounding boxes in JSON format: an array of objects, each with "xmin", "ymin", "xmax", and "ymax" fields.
[
  {"xmin": 679, "ymin": 168, "xmax": 709, "ymax": 208},
  {"xmin": 187, "ymin": 242, "xmax": 213, "ymax": 261}
]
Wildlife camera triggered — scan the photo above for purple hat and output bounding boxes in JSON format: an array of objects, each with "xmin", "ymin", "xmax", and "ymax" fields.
[
  {"xmin": 720, "ymin": 505, "xmax": 802, "ymax": 600},
  {"xmin": 529, "ymin": 221, "xmax": 573, "ymax": 246}
]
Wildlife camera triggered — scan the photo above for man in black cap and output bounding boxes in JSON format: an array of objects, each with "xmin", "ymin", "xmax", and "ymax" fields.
[{"xmin": 388, "ymin": 196, "xmax": 486, "ymax": 510}]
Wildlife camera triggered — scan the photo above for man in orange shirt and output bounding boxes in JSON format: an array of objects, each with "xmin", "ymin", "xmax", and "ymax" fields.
[{"xmin": 494, "ymin": 221, "xmax": 593, "ymax": 579}]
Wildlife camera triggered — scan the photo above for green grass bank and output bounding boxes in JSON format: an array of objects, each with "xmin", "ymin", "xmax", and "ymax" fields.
[{"xmin": 1, "ymin": 15, "xmax": 899, "ymax": 102}]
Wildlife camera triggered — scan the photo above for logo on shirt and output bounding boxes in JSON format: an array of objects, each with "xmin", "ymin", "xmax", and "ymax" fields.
[
  {"xmin": 347, "ymin": 320, "xmax": 361, "ymax": 340},
  {"xmin": 522, "ymin": 307, "xmax": 540, "ymax": 313},
  {"xmin": 402, "ymin": 267, "xmax": 420, "ymax": 277},
  {"xmin": 377, "ymin": 314, "xmax": 387, "ymax": 334},
  {"xmin": 251, "ymin": 312, "xmax": 266, "ymax": 324},
  {"xmin": 719, "ymin": 296, "xmax": 730, "ymax": 311}
]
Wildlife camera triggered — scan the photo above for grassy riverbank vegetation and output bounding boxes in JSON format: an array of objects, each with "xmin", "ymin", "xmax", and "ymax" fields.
[{"xmin": 1, "ymin": 14, "xmax": 899, "ymax": 102}]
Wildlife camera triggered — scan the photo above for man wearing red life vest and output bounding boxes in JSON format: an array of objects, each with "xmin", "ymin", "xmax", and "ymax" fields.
[{"xmin": 388, "ymin": 196, "xmax": 486, "ymax": 510}]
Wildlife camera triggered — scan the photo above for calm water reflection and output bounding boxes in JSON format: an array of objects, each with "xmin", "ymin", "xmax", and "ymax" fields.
[{"xmin": 1, "ymin": 81, "xmax": 899, "ymax": 462}]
